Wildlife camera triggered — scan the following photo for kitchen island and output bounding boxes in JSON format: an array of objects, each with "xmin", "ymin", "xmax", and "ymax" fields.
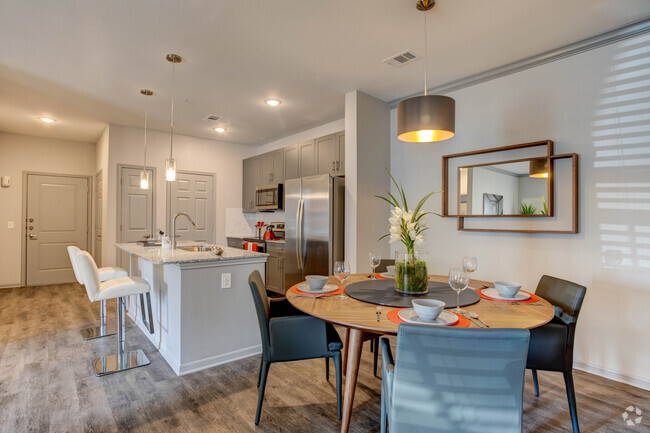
[{"xmin": 115, "ymin": 241, "xmax": 267, "ymax": 376}]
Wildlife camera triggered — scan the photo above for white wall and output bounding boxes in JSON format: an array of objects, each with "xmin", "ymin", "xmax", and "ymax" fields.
[
  {"xmin": 102, "ymin": 125, "xmax": 255, "ymax": 266},
  {"xmin": 390, "ymin": 33, "xmax": 650, "ymax": 388},
  {"xmin": 95, "ymin": 126, "xmax": 109, "ymax": 263},
  {"xmin": 0, "ymin": 132, "xmax": 95, "ymax": 287}
]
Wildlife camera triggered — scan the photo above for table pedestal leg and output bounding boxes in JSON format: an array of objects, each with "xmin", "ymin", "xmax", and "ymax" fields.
[
  {"xmin": 343, "ymin": 328, "xmax": 350, "ymax": 373},
  {"xmin": 341, "ymin": 328, "xmax": 364, "ymax": 433}
]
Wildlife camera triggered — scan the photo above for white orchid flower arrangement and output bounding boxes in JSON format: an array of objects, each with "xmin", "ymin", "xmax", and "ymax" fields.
[{"xmin": 376, "ymin": 169, "xmax": 441, "ymax": 259}]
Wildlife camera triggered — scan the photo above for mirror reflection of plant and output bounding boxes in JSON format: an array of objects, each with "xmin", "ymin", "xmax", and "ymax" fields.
[
  {"xmin": 520, "ymin": 203, "xmax": 538, "ymax": 215},
  {"xmin": 541, "ymin": 196, "xmax": 549, "ymax": 215},
  {"xmin": 375, "ymin": 168, "xmax": 441, "ymax": 260}
]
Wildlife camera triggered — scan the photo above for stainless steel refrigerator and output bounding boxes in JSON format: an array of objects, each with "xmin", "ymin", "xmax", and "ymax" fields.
[{"xmin": 285, "ymin": 174, "xmax": 345, "ymax": 289}]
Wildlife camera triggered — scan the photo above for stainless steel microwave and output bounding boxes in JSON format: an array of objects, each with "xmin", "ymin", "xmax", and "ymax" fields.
[{"xmin": 255, "ymin": 184, "xmax": 283, "ymax": 211}]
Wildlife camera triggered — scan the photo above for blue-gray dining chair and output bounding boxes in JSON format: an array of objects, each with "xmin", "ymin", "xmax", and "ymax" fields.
[
  {"xmin": 381, "ymin": 325, "xmax": 530, "ymax": 433},
  {"xmin": 248, "ymin": 270, "xmax": 343, "ymax": 425}
]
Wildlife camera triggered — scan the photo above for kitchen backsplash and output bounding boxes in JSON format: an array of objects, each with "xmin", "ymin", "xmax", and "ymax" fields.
[{"xmin": 226, "ymin": 208, "xmax": 285, "ymax": 238}]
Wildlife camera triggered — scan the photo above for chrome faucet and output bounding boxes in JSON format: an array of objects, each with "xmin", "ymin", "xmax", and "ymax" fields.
[{"xmin": 171, "ymin": 212, "xmax": 196, "ymax": 249}]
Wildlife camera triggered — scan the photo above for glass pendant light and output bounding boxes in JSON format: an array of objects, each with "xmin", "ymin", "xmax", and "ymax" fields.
[
  {"xmin": 139, "ymin": 89, "xmax": 153, "ymax": 189},
  {"xmin": 396, "ymin": 1, "xmax": 455, "ymax": 143},
  {"xmin": 166, "ymin": 54, "xmax": 182, "ymax": 182}
]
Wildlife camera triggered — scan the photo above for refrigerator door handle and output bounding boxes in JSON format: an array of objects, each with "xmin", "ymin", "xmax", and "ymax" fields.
[
  {"xmin": 299, "ymin": 199, "xmax": 305, "ymax": 270},
  {"xmin": 296, "ymin": 198, "xmax": 302, "ymax": 270}
]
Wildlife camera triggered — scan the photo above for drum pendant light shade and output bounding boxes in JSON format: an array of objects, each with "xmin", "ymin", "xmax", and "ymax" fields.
[
  {"xmin": 529, "ymin": 158, "xmax": 549, "ymax": 178},
  {"xmin": 397, "ymin": 95, "xmax": 455, "ymax": 142}
]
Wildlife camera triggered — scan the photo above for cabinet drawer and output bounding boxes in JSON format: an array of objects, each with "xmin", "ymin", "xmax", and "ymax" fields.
[{"xmin": 266, "ymin": 242, "xmax": 285, "ymax": 254}]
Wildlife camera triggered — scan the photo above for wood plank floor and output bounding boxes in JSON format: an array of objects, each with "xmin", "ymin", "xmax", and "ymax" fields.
[{"xmin": 0, "ymin": 283, "xmax": 648, "ymax": 433}]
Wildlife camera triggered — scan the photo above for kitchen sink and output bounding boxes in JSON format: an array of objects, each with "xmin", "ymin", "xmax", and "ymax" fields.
[{"xmin": 177, "ymin": 245, "xmax": 213, "ymax": 252}]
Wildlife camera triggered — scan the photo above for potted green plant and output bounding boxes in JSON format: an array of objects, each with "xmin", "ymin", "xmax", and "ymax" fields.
[{"xmin": 376, "ymin": 169, "xmax": 440, "ymax": 294}]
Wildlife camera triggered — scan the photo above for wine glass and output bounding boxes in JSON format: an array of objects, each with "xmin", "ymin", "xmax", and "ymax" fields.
[
  {"xmin": 334, "ymin": 261, "xmax": 350, "ymax": 299},
  {"xmin": 368, "ymin": 253, "xmax": 381, "ymax": 278},
  {"xmin": 462, "ymin": 256, "xmax": 478, "ymax": 287},
  {"xmin": 448, "ymin": 268, "xmax": 470, "ymax": 314}
]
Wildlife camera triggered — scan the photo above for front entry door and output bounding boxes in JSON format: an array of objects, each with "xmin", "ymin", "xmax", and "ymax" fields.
[
  {"xmin": 168, "ymin": 172, "xmax": 215, "ymax": 243},
  {"xmin": 26, "ymin": 174, "xmax": 89, "ymax": 285}
]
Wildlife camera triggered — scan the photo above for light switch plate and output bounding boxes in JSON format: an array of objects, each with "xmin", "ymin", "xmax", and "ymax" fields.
[
  {"xmin": 221, "ymin": 273, "xmax": 232, "ymax": 289},
  {"xmin": 7, "ymin": 221, "xmax": 14, "ymax": 229}
]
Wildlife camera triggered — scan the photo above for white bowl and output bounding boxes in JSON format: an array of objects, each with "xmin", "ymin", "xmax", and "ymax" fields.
[
  {"xmin": 411, "ymin": 299, "xmax": 446, "ymax": 321},
  {"xmin": 386, "ymin": 265, "xmax": 395, "ymax": 276},
  {"xmin": 305, "ymin": 275, "xmax": 328, "ymax": 291},
  {"xmin": 494, "ymin": 281, "xmax": 522, "ymax": 298}
]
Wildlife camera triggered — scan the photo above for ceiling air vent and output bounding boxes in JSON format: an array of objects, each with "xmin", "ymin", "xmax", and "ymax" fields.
[
  {"xmin": 204, "ymin": 114, "xmax": 221, "ymax": 121},
  {"xmin": 383, "ymin": 50, "xmax": 418, "ymax": 68}
]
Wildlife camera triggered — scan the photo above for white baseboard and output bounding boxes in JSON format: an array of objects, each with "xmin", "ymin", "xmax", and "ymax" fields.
[
  {"xmin": 574, "ymin": 361, "xmax": 650, "ymax": 391},
  {"xmin": 178, "ymin": 345, "xmax": 262, "ymax": 376}
]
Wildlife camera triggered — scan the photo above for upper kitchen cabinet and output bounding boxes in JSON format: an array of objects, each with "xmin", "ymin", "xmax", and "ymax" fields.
[
  {"xmin": 284, "ymin": 144, "xmax": 299, "ymax": 180},
  {"xmin": 242, "ymin": 156, "xmax": 261, "ymax": 212},
  {"xmin": 316, "ymin": 131, "xmax": 345, "ymax": 176},
  {"xmin": 260, "ymin": 149, "xmax": 284, "ymax": 185},
  {"xmin": 299, "ymin": 140, "xmax": 317, "ymax": 177}
]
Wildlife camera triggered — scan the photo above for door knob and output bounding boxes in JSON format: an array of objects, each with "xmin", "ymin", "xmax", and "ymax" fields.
[{"xmin": 29, "ymin": 233, "xmax": 37, "ymax": 239}]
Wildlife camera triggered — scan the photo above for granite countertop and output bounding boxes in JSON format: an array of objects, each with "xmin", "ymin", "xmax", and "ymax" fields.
[{"xmin": 115, "ymin": 241, "xmax": 268, "ymax": 265}]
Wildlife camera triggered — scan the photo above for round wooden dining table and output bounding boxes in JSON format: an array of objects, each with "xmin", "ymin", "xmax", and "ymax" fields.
[{"xmin": 286, "ymin": 274, "xmax": 555, "ymax": 433}]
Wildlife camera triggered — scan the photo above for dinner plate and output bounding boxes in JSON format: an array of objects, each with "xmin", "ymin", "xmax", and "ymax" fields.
[
  {"xmin": 482, "ymin": 288, "xmax": 531, "ymax": 301},
  {"xmin": 297, "ymin": 283, "xmax": 339, "ymax": 294},
  {"xmin": 379, "ymin": 272, "xmax": 395, "ymax": 279},
  {"xmin": 397, "ymin": 308, "xmax": 458, "ymax": 326}
]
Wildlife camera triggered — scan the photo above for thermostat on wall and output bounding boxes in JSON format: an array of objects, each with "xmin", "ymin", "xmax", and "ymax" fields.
[{"xmin": 1, "ymin": 176, "xmax": 10, "ymax": 188}]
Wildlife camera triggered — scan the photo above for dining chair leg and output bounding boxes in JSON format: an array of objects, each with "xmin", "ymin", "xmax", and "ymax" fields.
[
  {"xmin": 257, "ymin": 357, "xmax": 264, "ymax": 387},
  {"xmin": 563, "ymin": 371, "xmax": 580, "ymax": 433},
  {"xmin": 255, "ymin": 361, "xmax": 270, "ymax": 425},
  {"xmin": 380, "ymin": 387, "xmax": 387, "ymax": 433},
  {"xmin": 373, "ymin": 340, "xmax": 380, "ymax": 378},
  {"xmin": 325, "ymin": 357, "xmax": 330, "ymax": 381},
  {"xmin": 532, "ymin": 369, "xmax": 540, "ymax": 397},
  {"xmin": 334, "ymin": 352, "xmax": 342, "ymax": 420}
]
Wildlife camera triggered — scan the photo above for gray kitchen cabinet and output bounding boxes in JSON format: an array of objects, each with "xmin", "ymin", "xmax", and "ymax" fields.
[
  {"xmin": 261, "ymin": 149, "xmax": 285, "ymax": 186},
  {"xmin": 299, "ymin": 139, "xmax": 316, "ymax": 177},
  {"xmin": 242, "ymin": 156, "xmax": 261, "ymax": 213},
  {"xmin": 265, "ymin": 242, "xmax": 285, "ymax": 294},
  {"xmin": 316, "ymin": 131, "xmax": 345, "ymax": 176},
  {"xmin": 284, "ymin": 144, "xmax": 299, "ymax": 180}
]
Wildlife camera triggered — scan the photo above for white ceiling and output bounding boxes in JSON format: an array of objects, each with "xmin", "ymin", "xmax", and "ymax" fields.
[{"xmin": 1, "ymin": 0, "xmax": 649, "ymax": 145}]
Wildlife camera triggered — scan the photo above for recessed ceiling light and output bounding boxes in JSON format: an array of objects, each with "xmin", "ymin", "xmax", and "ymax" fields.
[
  {"xmin": 214, "ymin": 127, "xmax": 226, "ymax": 133},
  {"xmin": 264, "ymin": 99, "xmax": 281, "ymax": 107},
  {"xmin": 39, "ymin": 117, "xmax": 56, "ymax": 123}
]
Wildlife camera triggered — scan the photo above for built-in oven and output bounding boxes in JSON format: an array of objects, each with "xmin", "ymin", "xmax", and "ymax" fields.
[{"xmin": 255, "ymin": 184, "xmax": 283, "ymax": 211}]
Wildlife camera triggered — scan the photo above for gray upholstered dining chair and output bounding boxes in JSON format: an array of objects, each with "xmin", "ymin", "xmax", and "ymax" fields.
[
  {"xmin": 380, "ymin": 325, "xmax": 530, "ymax": 433},
  {"xmin": 248, "ymin": 270, "xmax": 343, "ymax": 425},
  {"xmin": 527, "ymin": 275, "xmax": 587, "ymax": 433},
  {"xmin": 368, "ymin": 259, "xmax": 395, "ymax": 377}
]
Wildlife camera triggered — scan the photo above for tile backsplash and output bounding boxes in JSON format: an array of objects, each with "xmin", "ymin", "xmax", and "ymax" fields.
[{"xmin": 226, "ymin": 208, "xmax": 285, "ymax": 238}]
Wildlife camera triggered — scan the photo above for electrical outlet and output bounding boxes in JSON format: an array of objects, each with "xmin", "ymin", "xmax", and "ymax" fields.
[
  {"xmin": 221, "ymin": 273, "xmax": 232, "ymax": 289},
  {"xmin": 7, "ymin": 221, "xmax": 14, "ymax": 229}
]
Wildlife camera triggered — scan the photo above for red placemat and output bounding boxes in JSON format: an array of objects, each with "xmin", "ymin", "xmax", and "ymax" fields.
[
  {"xmin": 478, "ymin": 289, "xmax": 540, "ymax": 303},
  {"xmin": 289, "ymin": 284, "xmax": 344, "ymax": 296},
  {"xmin": 375, "ymin": 273, "xmax": 393, "ymax": 280},
  {"xmin": 386, "ymin": 308, "xmax": 470, "ymax": 328}
]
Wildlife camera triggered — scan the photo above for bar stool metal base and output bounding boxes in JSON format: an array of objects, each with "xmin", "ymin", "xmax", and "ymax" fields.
[
  {"xmin": 80, "ymin": 325, "xmax": 116, "ymax": 340},
  {"xmin": 93, "ymin": 349, "xmax": 150, "ymax": 376}
]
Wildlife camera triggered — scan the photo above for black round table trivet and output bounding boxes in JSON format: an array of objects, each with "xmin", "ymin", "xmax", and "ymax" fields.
[{"xmin": 344, "ymin": 279, "xmax": 480, "ymax": 308}]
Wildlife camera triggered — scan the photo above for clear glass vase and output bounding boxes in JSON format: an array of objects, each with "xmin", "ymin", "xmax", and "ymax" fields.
[{"xmin": 394, "ymin": 251, "xmax": 428, "ymax": 295}]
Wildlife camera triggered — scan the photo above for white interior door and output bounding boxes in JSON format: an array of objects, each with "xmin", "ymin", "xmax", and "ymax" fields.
[
  {"xmin": 168, "ymin": 172, "xmax": 215, "ymax": 243},
  {"xmin": 119, "ymin": 167, "xmax": 154, "ymax": 266},
  {"xmin": 94, "ymin": 171, "xmax": 102, "ymax": 266},
  {"xmin": 26, "ymin": 174, "xmax": 89, "ymax": 285}
]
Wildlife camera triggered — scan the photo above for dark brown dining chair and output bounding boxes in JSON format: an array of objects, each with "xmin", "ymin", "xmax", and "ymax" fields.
[{"xmin": 527, "ymin": 275, "xmax": 587, "ymax": 433}]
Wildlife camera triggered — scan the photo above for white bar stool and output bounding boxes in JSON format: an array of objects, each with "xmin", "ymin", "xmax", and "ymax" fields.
[
  {"xmin": 76, "ymin": 250, "xmax": 152, "ymax": 376},
  {"xmin": 67, "ymin": 246, "xmax": 128, "ymax": 340}
]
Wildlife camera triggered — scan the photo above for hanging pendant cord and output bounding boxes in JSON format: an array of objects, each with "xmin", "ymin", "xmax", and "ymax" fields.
[
  {"xmin": 424, "ymin": 11, "xmax": 428, "ymax": 96},
  {"xmin": 169, "ymin": 63, "xmax": 175, "ymax": 159},
  {"xmin": 143, "ymin": 94, "xmax": 148, "ymax": 171}
]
